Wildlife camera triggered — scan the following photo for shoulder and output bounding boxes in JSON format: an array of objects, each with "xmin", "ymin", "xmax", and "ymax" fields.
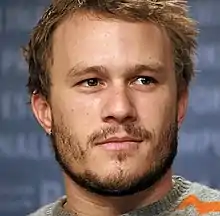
[
  {"xmin": 27, "ymin": 196, "xmax": 66, "ymax": 216},
  {"xmin": 178, "ymin": 178, "xmax": 220, "ymax": 212},
  {"xmin": 174, "ymin": 176, "xmax": 220, "ymax": 201},
  {"xmin": 174, "ymin": 177, "xmax": 220, "ymax": 214},
  {"xmin": 190, "ymin": 181, "xmax": 220, "ymax": 201}
]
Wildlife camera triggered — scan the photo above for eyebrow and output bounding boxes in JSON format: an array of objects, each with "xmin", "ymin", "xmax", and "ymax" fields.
[
  {"xmin": 127, "ymin": 63, "xmax": 164, "ymax": 75},
  {"xmin": 66, "ymin": 64, "xmax": 107, "ymax": 80},
  {"xmin": 66, "ymin": 61, "xmax": 164, "ymax": 81}
]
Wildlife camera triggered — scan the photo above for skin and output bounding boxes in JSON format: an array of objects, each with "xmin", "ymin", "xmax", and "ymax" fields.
[{"xmin": 31, "ymin": 12, "xmax": 188, "ymax": 216}]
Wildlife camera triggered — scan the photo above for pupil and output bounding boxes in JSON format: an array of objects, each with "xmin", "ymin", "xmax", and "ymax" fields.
[
  {"xmin": 88, "ymin": 79, "xmax": 97, "ymax": 86},
  {"xmin": 140, "ymin": 77, "xmax": 148, "ymax": 84}
]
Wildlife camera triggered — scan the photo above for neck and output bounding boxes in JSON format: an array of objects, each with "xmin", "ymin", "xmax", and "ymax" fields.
[{"xmin": 63, "ymin": 170, "xmax": 173, "ymax": 216}]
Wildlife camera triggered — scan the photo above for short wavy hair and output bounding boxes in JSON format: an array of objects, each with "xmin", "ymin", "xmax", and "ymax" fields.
[{"xmin": 23, "ymin": 0, "xmax": 198, "ymax": 100}]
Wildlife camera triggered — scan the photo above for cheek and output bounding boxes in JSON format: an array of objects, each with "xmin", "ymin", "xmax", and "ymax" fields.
[
  {"xmin": 53, "ymin": 93, "xmax": 103, "ymax": 137},
  {"xmin": 53, "ymin": 90, "xmax": 101, "ymax": 115},
  {"xmin": 70, "ymin": 96, "xmax": 102, "ymax": 118},
  {"xmin": 135, "ymin": 91, "xmax": 176, "ymax": 129}
]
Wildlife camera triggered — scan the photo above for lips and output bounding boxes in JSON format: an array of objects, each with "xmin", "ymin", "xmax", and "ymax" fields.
[{"xmin": 96, "ymin": 136, "xmax": 143, "ymax": 150}]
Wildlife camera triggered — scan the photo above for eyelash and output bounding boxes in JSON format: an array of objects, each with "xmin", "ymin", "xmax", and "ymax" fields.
[
  {"xmin": 76, "ymin": 76, "xmax": 157, "ymax": 87},
  {"xmin": 77, "ymin": 78, "xmax": 103, "ymax": 87},
  {"xmin": 133, "ymin": 76, "xmax": 157, "ymax": 85}
]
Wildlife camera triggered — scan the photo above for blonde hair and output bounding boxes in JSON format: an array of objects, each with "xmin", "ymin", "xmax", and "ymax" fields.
[{"xmin": 23, "ymin": 0, "xmax": 198, "ymax": 100}]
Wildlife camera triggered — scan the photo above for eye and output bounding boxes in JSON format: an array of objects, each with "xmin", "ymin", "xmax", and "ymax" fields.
[
  {"xmin": 133, "ymin": 76, "xmax": 157, "ymax": 85},
  {"xmin": 79, "ymin": 78, "xmax": 101, "ymax": 87}
]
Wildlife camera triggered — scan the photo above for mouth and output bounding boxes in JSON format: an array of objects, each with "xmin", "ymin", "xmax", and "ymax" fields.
[{"xmin": 96, "ymin": 137, "xmax": 143, "ymax": 151}]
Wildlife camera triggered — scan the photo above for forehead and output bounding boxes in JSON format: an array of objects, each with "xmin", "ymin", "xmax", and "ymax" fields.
[{"xmin": 51, "ymin": 12, "xmax": 173, "ymax": 74}]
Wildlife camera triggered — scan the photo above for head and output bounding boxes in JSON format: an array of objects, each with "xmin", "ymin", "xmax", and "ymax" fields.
[{"xmin": 23, "ymin": 0, "xmax": 198, "ymax": 196}]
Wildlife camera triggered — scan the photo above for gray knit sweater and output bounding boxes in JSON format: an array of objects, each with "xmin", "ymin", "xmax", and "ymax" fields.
[{"xmin": 28, "ymin": 176, "xmax": 220, "ymax": 216}]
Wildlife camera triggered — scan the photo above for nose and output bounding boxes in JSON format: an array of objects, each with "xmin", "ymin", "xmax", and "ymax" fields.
[{"xmin": 101, "ymin": 87, "xmax": 137, "ymax": 124}]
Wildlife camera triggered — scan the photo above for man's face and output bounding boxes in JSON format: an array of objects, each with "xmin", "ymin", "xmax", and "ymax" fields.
[{"xmin": 33, "ymin": 13, "xmax": 187, "ymax": 196}]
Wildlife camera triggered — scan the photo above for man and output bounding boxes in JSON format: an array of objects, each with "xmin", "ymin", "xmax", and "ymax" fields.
[{"xmin": 23, "ymin": 0, "xmax": 220, "ymax": 215}]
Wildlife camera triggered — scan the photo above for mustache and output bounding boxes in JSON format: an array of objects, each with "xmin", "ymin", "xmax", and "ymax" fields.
[{"xmin": 87, "ymin": 123, "xmax": 152, "ymax": 146}]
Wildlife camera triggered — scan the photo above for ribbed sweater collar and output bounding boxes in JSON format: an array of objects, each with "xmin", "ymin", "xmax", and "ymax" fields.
[{"xmin": 52, "ymin": 176, "xmax": 191, "ymax": 216}]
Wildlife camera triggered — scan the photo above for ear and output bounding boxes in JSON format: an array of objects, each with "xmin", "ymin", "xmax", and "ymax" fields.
[
  {"xmin": 177, "ymin": 89, "xmax": 188, "ymax": 128},
  {"xmin": 31, "ymin": 93, "xmax": 52, "ymax": 134}
]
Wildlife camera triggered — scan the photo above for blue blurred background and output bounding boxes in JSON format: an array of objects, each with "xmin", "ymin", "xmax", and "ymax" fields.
[{"xmin": 0, "ymin": 0, "xmax": 219, "ymax": 215}]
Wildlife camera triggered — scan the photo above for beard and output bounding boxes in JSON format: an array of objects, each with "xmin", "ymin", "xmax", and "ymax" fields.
[{"xmin": 50, "ymin": 119, "xmax": 178, "ymax": 197}]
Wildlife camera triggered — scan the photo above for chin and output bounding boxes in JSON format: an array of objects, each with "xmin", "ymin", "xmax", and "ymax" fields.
[
  {"xmin": 90, "ymin": 163, "xmax": 147, "ymax": 183},
  {"xmin": 62, "ymin": 156, "xmax": 171, "ymax": 196}
]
